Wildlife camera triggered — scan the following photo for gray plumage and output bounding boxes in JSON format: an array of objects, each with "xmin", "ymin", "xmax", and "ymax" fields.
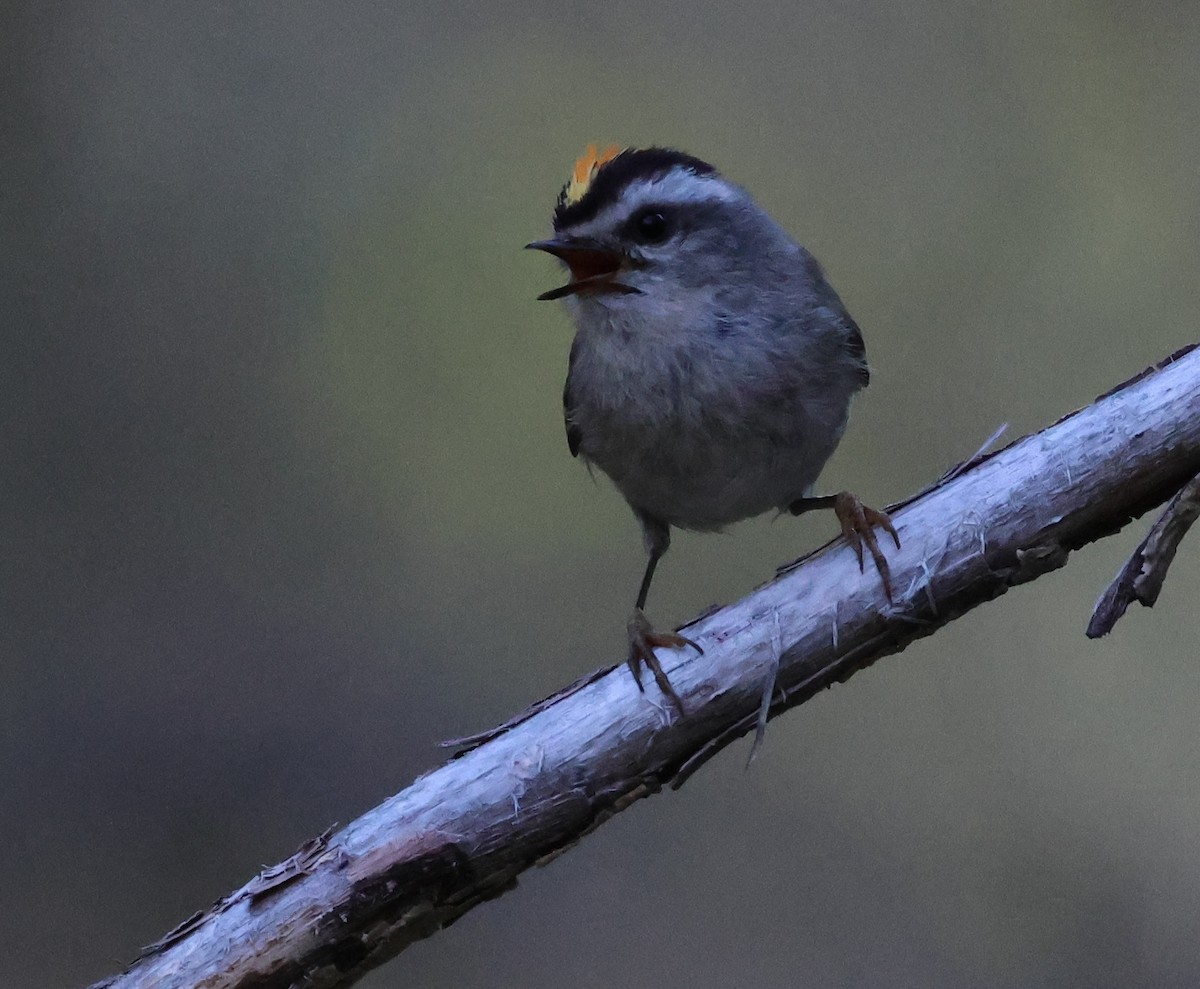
[{"xmin": 558, "ymin": 164, "xmax": 867, "ymax": 538}]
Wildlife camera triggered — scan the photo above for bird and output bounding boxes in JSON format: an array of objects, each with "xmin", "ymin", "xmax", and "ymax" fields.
[{"xmin": 528, "ymin": 144, "xmax": 898, "ymax": 712}]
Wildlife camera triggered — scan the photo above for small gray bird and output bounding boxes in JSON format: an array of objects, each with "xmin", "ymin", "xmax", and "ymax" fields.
[{"xmin": 529, "ymin": 145, "xmax": 898, "ymax": 710}]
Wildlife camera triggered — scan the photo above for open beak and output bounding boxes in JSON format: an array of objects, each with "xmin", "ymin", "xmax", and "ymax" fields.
[{"xmin": 526, "ymin": 237, "xmax": 640, "ymax": 301}]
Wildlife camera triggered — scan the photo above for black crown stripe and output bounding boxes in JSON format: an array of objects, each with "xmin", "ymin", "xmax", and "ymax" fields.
[{"xmin": 553, "ymin": 147, "xmax": 718, "ymax": 230}]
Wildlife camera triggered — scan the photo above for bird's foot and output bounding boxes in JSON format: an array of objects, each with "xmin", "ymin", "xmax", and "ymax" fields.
[
  {"xmin": 626, "ymin": 609, "xmax": 702, "ymax": 714},
  {"xmin": 832, "ymin": 491, "xmax": 901, "ymax": 600}
]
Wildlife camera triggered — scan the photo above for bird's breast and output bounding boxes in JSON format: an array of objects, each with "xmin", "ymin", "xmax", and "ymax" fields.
[{"xmin": 566, "ymin": 315, "xmax": 853, "ymax": 529}]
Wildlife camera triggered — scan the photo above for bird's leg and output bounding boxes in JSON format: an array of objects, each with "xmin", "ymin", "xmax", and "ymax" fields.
[
  {"xmin": 626, "ymin": 514, "xmax": 702, "ymax": 713},
  {"xmin": 790, "ymin": 492, "xmax": 901, "ymax": 600}
]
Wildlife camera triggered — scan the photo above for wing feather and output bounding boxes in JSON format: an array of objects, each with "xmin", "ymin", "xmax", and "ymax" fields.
[{"xmin": 563, "ymin": 339, "xmax": 582, "ymax": 457}]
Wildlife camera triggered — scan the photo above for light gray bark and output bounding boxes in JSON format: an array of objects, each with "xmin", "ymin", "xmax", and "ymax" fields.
[{"xmin": 90, "ymin": 344, "xmax": 1200, "ymax": 989}]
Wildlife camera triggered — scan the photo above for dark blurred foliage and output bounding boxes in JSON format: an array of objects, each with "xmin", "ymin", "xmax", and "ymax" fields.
[{"xmin": 3, "ymin": 3, "xmax": 1200, "ymax": 987}]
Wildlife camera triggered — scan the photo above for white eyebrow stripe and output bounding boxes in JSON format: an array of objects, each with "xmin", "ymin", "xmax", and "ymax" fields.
[{"xmin": 562, "ymin": 170, "xmax": 739, "ymax": 240}]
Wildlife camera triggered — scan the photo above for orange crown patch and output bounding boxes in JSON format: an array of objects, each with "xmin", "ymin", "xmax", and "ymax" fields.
[{"xmin": 561, "ymin": 143, "xmax": 623, "ymax": 207}]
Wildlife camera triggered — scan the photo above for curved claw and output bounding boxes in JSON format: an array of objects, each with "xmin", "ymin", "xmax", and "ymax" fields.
[
  {"xmin": 833, "ymin": 492, "xmax": 901, "ymax": 602},
  {"xmin": 626, "ymin": 610, "xmax": 700, "ymax": 714}
]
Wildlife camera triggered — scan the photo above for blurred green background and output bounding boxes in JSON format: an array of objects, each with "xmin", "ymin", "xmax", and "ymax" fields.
[{"xmin": 4, "ymin": 3, "xmax": 1200, "ymax": 987}]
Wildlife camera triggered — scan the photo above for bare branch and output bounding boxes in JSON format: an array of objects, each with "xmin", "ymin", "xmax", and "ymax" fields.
[{"xmin": 89, "ymin": 344, "xmax": 1200, "ymax": 989}]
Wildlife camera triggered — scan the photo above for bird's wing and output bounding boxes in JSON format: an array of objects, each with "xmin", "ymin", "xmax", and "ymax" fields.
[
  {"xmin": 843, "ymin": 314, "xmax": 869, "ymax": 387},
  {"xmin": 801, "ymin": 250, "xmax": 869, "ymax": 387},
  {"xmin": 563, "ymin": 339, "xmax": 582, "ymax": 457}
]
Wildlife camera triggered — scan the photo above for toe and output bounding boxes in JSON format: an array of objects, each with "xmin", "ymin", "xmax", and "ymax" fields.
[
  {"xmin": 834, "ymin": 493, "xmax": 898, "ymax": 598},
  {"xmin": 864, "ymin": 505, "xmax": 901, "ymax": 549},
  {"xmin": 626, "ymin": 611, "xmax": 688, "ymax": 714},
  {"xmin": 648, "ymin": 630, "xmax": 704, "ymax": 655}
]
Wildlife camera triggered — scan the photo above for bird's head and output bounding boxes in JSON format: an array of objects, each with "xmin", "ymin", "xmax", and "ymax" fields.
[{"xmin": 528, "ymin": 145, "xmax": 784, "ymax": 313}]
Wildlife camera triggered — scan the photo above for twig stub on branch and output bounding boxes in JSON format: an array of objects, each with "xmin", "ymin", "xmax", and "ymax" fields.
[{"xmin": 1087, "ymin": 470, "xmax": 1200, "ymax": 637}]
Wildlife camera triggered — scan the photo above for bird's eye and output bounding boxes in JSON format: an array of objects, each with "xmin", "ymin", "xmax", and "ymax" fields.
[{"xmin": 630, "ymin": 209, "xmax": 670, "ymax": 245}]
